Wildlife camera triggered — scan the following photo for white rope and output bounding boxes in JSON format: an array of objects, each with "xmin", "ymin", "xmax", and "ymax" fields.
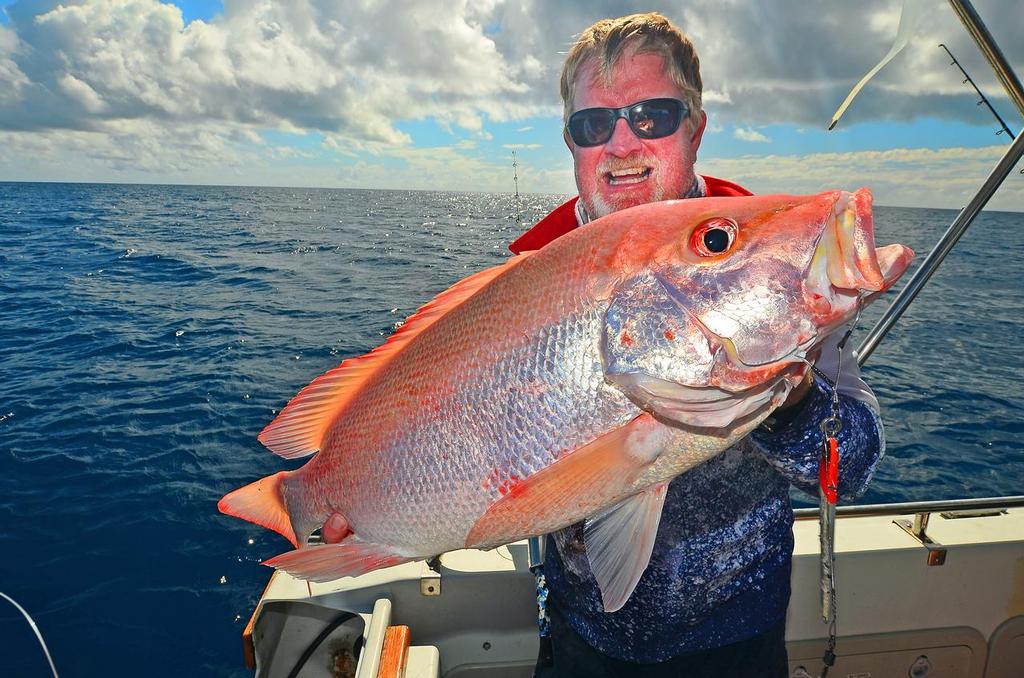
[
  {"xmin": 828, "ymin": 0, "xmax": 929, "ymax": 130},
  {"xmin": 0, "ymin": 591, "xmax": 60, "ymax": 678}
]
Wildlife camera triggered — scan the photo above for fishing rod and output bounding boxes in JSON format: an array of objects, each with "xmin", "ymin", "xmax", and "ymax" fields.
[
  {"xmin": 948, "ymin": 0, "xmax": 1024, "ymax": 120},
  {"xmin": 939, "ymin": 43, "xmax": 1017, "ymax": 139},
  {"xmin": 856, "ymin": 0, "xmax": 1024, "ymax": 365}
]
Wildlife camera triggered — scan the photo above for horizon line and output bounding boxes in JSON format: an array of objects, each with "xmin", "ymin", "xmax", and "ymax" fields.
[{"xmin": 3, "ymin": 178, "xmax": 1018, "ymax": 213}]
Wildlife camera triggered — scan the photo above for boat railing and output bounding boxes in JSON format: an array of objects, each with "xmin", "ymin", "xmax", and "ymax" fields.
[
  {"xmin": 794, "ymin": 494, "xmax": 1024, "ymax": 566},
  {"xmin": 792, "ymin": 494, "xmax": 1024, "ymax": 519}
]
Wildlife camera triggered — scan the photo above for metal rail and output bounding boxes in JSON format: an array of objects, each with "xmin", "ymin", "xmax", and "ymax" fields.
[
  {"xmin": 857, "ymin": 0, "xmax": 1024, "ymax": 364},
  {"xmin": 794, "ymin": 494, "xmax": 1024, "ymax": 519},
  {"xmin": 857, "ymin": 129, "xmax": 1024, "ymax": 363}
]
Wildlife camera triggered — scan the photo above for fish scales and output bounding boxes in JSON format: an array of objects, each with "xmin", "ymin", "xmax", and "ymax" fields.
[{"xmin": 296, "ymin": 230, "xmax": 639, "ymax": 549}]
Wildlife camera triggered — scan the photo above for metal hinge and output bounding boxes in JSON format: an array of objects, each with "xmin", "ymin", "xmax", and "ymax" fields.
[
  {"xmin": 894, "ymin": 512, "xmax": 947, "ymax": 566},
  {"xmin": 420, "ymin": 555, "xmax": 442, "ymax": 596}
]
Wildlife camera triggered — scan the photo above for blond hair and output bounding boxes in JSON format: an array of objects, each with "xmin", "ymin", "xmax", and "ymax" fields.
[{"xmin": 560, "ymin": 13, "xmax": 703, "ymax": 131}]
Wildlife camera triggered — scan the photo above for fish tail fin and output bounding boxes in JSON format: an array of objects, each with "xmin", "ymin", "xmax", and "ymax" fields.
[{"xmin": 218, "ymin": 471, "xmax": 320, "ymax": 549}]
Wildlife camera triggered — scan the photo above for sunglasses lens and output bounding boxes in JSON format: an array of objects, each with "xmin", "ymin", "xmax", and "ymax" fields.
[
  {"xmin": 567, "ymin": 99, "xmax": 687, "ymax": 147},
  {"xmin": 568, "ymin": 110, "xmax": 615, "ymax": 147},
  {"xmin": 630, "ymin": 100, "xmax": 684, "ymax": 138}
]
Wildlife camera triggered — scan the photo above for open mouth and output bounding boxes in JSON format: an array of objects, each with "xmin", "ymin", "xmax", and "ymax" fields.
[
  {"xmin": 606, "ymin": 167, "xmax": 651, "ymax": 186},
  {"xmin": 606, "ymin": 369, "xmax": 792, "ymax": 430},
  {"xmin": 810, "ymin": 188, "xmax": 914, "ymax": 297}
]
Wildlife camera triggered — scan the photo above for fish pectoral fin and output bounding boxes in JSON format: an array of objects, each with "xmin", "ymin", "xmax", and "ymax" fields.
[
  {"xmin": 584, "ymin": 481, "xmax": 669, "ymax": 613},
  {"xmin": 263, "ymin": 540, "xmax": 411, "ymax": 583},
  {"xmin": 464, "ymin": 414, "xmax": 671, "ymax": 550}
]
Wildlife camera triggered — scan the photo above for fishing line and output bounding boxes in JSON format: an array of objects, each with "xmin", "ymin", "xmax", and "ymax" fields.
[
  {"xmin": 806, "ymin": 304, "xmax": 861, "ymax": 678},
  {"xmin": 0, "ymin": 590, "xmax": 60, "ymax": 678}
]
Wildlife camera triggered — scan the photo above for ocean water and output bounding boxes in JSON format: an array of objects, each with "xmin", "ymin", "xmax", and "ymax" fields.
[{"xmin": 1, "ymin": 181, "xmax": 1021, "ymax": 676}]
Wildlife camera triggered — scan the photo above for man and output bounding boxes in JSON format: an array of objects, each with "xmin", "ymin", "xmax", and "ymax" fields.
[{"xmin": 511, "ymin": 13, "xmax": 884, "ymax": 678}]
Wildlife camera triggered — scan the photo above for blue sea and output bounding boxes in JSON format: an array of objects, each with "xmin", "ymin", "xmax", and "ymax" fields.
[{"xmin": 1, "ymin": 181, "xmax": 1022, "ymax": 677}]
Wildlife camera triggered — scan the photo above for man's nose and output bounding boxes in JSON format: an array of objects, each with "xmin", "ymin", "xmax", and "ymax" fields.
[{"xmin": 605, "ymin": 117, "xmax": 643, "ymax": 157}]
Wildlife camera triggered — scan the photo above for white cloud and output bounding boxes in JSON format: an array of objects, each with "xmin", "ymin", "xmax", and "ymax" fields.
[
  {"xmin": 327, "ymin": 143, "xmax": 572, "ymax": 194},
  {"xmin": 734, "ymin": 126, "xmax": 771, "ymax": 143},
  {"xmin": 7, "ymin": 0, "xmax": 1019, "ymax": 138},
  {"xmin": 503, "ymin": 143, "xmax": 542, "ymax": 149},
  {"xmin": 702, "ymin": 89, "xmax": 732, "ymax": 105},
  {"xmin": 57, "ymin": 73, "xmax": 108, "ymax": 114},
  {"xmin": 0, "ymin": 0, "xmax": 542, "ymax": 140},
  {"xmin": 0, "ymin": 120, "xmax": 573, "ymax": 194},
  {"xmin": 698, "ymin": 145, "xmax": 1024, "ymax": 212},
  {"xmin": 677, "ymin": 0, "xmax": 1023, "ymax": 128},
  {"xmin": 0, "ymin": 0, "xmax": 1020, "ymax": 208}
]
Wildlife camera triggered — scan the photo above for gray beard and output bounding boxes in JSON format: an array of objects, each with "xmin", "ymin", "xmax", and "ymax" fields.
[{"xmin": 576, "ymin": 175, "xmax": 706, "ymax": 226}]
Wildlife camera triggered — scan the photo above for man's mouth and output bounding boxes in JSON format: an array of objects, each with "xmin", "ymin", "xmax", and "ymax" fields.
[{"xmin": 605, "ymin": 167, "xmax": 651, "ymax": 186}]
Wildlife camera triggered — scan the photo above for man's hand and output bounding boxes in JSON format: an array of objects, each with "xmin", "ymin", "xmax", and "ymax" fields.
[
  {"xmin": 779, "ymin": 370, "xmax": 814, "ymax": 411},
  {"xmin": 779, "ymin": 344, "xmax": 823, "ymax": 412}
]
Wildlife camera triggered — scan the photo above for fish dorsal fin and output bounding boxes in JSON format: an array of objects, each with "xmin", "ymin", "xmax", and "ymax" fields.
[
  {"xmin": 584, "ymin": 481, "xmax": 669, "ymax": 612},
  {"xmin": 259, "ymin": 251, "xmax": 537, "ymax": 458}
]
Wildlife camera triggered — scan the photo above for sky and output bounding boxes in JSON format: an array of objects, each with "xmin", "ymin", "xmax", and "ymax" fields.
[{"xmin": 1, "ymin": 0, "xmax": 1022, "ymax": 210}]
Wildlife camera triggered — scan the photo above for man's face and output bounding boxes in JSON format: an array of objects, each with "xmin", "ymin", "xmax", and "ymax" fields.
[{"xmin": 566, "ymin": 47, "xmax": 706, "ymax": 220}]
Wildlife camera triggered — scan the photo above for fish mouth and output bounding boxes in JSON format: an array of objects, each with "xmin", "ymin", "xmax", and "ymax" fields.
[
  {"xmin": 805, "ymin": 188, "xmax": 915, "ymax": 322},
  {"xmin": 611, "ymin": 369, "xmax": 793, "ymax": 430}
]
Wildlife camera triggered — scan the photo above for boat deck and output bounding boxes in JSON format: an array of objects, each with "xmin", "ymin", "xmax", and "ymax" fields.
[{"xmin": 245, "ymin": 502, "xmax": 1024, "ymax": 677}]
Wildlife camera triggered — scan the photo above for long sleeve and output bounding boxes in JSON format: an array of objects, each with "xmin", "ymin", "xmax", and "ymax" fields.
[
  {"xmin": 750, "ymin": 334, "xmax": 885, "ymax": 501},
  {"xmin": 541, "ymin": 334, "xmax": 883, "ymax": 661}
]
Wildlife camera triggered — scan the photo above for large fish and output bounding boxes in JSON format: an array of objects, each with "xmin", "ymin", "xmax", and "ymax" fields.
[{"xmin": 220, "ymin": 188, "xmax": 913, "ymax": 612}]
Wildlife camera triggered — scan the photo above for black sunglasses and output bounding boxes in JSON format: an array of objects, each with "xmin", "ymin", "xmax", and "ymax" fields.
[{"xmin": 566, "ymin": 98, "xmax": 689, "ymax": 147}]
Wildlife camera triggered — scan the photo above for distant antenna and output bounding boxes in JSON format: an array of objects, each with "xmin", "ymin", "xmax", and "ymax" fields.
[
  {"xmin": 512, "ymin": 150, "xmax": 520, "ymax": 199},
  {"xmin": 511, "ymin": 150, "xmax": 525, "ymax": 229},
  {"xmin": 940, "ymin": 43, "xmax": 1017, "ymax": 139}
]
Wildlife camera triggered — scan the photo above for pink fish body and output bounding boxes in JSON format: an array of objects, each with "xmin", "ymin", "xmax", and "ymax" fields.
[{"xmin": 220, "ymin": 188, "xmax": 913, "ymax": 611}]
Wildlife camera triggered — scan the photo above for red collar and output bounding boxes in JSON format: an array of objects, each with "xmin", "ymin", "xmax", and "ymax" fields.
[{"xmin": 508, "ymin": 175, "xmax": 752, "ymax": 254}]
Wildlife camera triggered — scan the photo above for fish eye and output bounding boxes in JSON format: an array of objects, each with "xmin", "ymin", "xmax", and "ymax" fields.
[{"xmin": 690, "ymin": 217, "xmax": 738, "ymax": 257}]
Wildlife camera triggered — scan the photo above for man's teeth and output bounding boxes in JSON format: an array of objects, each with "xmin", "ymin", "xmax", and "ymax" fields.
[{"xmin": 607, "ymin": 168, "xmax": 649, "ymax": 184}]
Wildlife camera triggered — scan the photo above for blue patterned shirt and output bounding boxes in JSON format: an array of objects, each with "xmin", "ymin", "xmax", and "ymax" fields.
[{"xmin": 543, "ymin": 352, "xmax": 884, "ymax": 662}]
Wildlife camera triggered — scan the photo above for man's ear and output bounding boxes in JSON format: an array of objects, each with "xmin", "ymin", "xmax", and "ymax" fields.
[
  {"xmin": 563, "ymin": 127, "xmax": 574, "ymax": 153},
  {"xmin": 690, "ymin": 110, "xmax": 707, "ymax": 153}
]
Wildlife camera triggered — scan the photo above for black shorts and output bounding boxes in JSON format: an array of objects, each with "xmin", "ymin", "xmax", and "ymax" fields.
[{"xmin": 533, "ymin": 600, "xmax": 788, "ymax": 678}]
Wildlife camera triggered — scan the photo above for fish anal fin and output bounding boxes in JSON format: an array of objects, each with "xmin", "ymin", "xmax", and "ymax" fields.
[
  {"xmin": 259, "ymin": 251, "xmax": 537, "ymax": 459},
  {"xmin": 465, "ymin": 414, "xmax": 670, "ymax": 549},
  {"xmin": 584, "ymin": 481, "xmax": 669, "ymax": 612},
  {"xmin": 218, "ymin": 472, "xmax": 299, "ymax": 548},
  {"xmin": 263, "ymin": 541, "xmax": 410, "ymax": 582}
]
